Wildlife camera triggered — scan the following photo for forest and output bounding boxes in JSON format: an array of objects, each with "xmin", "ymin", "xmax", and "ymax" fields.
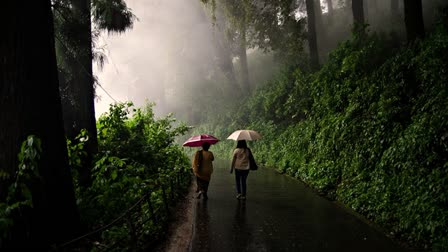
[{"xmin": 1, "ymin": 0, "xmax": 447, "ymax": 251}]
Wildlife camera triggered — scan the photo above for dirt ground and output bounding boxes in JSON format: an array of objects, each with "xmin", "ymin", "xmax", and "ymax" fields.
[{"xmin": 153, "ymin": 183, "xmax": 196, "ymax": 252}]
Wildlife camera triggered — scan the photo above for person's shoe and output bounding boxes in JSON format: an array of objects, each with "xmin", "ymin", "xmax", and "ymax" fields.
[
  {"xmin": 236, "ymin": 194, "xmax": 242, "ymax": 199},
  {"xmin": 196, "ymin": 191, "xmax": 202, "ymax": 199}
]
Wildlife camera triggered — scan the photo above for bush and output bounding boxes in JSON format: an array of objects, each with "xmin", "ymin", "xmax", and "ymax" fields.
[
  {"xmin": 69, "ymin": 102, "xmax": 191, "ymax": 249},
  {"xmin": 196, "ymin": 25, "xmax": 448, "ymax": 250}
]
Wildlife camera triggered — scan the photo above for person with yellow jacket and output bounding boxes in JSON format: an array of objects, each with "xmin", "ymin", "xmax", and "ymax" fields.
[{"xmin": 192, "ymin": 142, "xmax": 214, "ymax": 199}]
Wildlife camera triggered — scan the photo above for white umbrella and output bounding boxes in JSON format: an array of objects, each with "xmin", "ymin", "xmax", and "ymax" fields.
[{"xmin": 227, "ymin": 130, "xmax": 262, "ymax": 141}]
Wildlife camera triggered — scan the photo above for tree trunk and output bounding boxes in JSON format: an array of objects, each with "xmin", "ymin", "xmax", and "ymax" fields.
[
  {"xmin": 314, "ymin": 0, "xmax": 326, "ymax": 56},
  {"xmin": 216, "ymin": 35, "xmax": 240, "ymax": 93},
  {"xmin": 0, "ymin": 1, "xmax": 81, "ymax": 248},
  {"xmin": 70, "ymin": 0, "xmax": 97, "ymax": 187},
  {"xmin": 403, "ymin": 0, "xmax": 425, "ymax": 41},
  {"xmin": 315, "ymin": 0, "xmax": 324, "ymax": 33},
  {"xmin": 391, "ymin": 0, "xmax": 399, "ymax": 17},
  {"xmin": 209, "ymin": 5, "xmax": 241, "ymax": 95},
  {"xmin": 306, "ymin": 0, "xmax": 319, "ymax": 70},
  {"xmin": 326, "ymin": 0, "xmax": 333, "ymax": 22},
  {"xmin": 364, "ymin": 0, "xmax": 369, "ymax": 22},
  {"xmin": 346, "ymin": 0, "xmax": 352, "ymax": 12},
  {"xmin": 238, "ymin": 23, "xmax": 250, "ymax": 93},
  {"xmin": 352, "ymin": 0, "xmax": 364, "ymax": 24},
  {"xmin": 327, "ymin": 0, "xmax": 333, "ymax": 15},
  {"xmin": 366, "ymin": 0, "xmax": 379, "ymax": 23}
]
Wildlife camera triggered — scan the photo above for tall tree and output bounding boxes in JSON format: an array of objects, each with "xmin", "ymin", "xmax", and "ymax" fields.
[
  {"xmin": 213, "ymin": 30, "xmax": 240, "ymax": 92},
  {"xmin": 352, "ymin": 0, "xmax": 365, "ymax": 24},
  {"xmin": 54, "ymin": 0, "xmax": 95, "ymax": 142},
  {"xmin": 54, "ymin": 0, "xmax": 135, "ymax": 187},
  {"xmin": 391, "ymin": 0, "xmax": 399, "ymax": 19},
  {"xmin": 220, "ymin": 0, "xmax": 252, "ymax": 92},
  {"xmin": 72, "ymin": 0, "xmax": 97, "ymax": 187},
  {"xmin": 238, "ymin": 21, "xmax": 250, "ymax": 92},
  {"xmin": 203, "ymin": 0, "xmax": 252, "ymax": 92},
  {"xmin": 314, "ymin": 0, "xmax": 326, "ymax": 58},
  {"xmin": 403, "ymin": 0, "xmax": 425, "ymax": 41},
  {"xmin": 202, "ymin": 0, "xmax": 306, "ymax": 88},
  {"xmin": 240, "ymin": 0, "xmax": 306, "ymax": 65},
  {"xmin": 306, "ymin": 0, "xmax": 319, "ymax": 70},
  {"xmin": 211, "ymin": 4, "xmax": 241, "ymax": 94},
  {"xmin": 326, "ymin": 0, "xmax": 334, "ymax": 20},
  {"xmin": 1, "ymin": 0, "xmax": 80, "ymax": 248},
  {"xmin": 315, "ymin": 0, "xmax": 324, "ymax": 29},
  {"xmin": 392, "ymin": 0, "xmax": 399, "ymax": 14}
]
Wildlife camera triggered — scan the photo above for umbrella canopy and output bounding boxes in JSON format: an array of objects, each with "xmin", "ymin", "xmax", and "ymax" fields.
[
  {"xmin": 227, "ymin": 130, "xmax": 262, "ymax": 141},
  {"xmin": 182, "ymin": 134, "xmax": 219, "ymax": 147}
]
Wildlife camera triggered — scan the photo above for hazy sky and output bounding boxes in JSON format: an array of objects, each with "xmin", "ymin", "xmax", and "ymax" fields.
[
  {"xmin": 91, "ymin": 0, "xmax": 352, "ymax": 120},
  {"xmin": 93, "ymin": 0, "xmax": 214, "ymax": 118},
  {"xmin": 91, "ymin": 0, "xmax": 359, "ymax": 118},
  {"xmin": 93, "ymin": 0, "xmax": 447, "ymax": 119}
]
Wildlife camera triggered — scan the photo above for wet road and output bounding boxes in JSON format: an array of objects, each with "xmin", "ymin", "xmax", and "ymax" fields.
[{"xmin": 190, "ymin": 160, "xmax": 406, "ymax": 252}]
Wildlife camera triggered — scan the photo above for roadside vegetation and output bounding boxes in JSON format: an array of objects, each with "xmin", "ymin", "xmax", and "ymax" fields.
[
  {"xmin": 190, "ymin": 23, "xmax": 448, "ymax": 251},
  {"xmin": 2, "ymin": 1, "xmax": 447, "ymax": 251},
  {"xmin": 1, "ymin": 102, "xmax": 191, "ymax": 250}
]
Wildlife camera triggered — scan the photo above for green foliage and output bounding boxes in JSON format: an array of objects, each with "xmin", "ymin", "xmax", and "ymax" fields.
[
  {"xmin": 66, "ymin": 129, "xmax": 89, "ymax": 191},
  {"xmin": 197, "ymin": 25, "xmax": 448, "ymax": 250},
  {"xmin": 96, "ymin": 102, "xmax": 190, "ymax": 174},
  {"xmin": 91, "ymin": 0, "xmax": 136, "ymax": 34},
  {"xmin": 67, "ymin": 129, "xmax": 89, "ymax": 168},
  {"xmin": 67, "ymin": 102, "xmax": 191, "ymax": 248},
  {"xmin": 202, "ymin": 0, "xmax": 306, "ymax": 65},
  {"xmin": 0, "ymin": 136, "xmax": 42, "ymax": 242}
]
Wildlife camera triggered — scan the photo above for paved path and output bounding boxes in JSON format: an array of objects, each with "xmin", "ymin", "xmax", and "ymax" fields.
[{"xmin": 190, "ymin": 160, "xmax": 407, "ymax": 252}]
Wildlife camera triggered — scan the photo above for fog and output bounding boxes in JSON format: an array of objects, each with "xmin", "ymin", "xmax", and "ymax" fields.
[
  {"xmin": 93, "ymin": 0, "xmax": 448, "ymax": 121},
  {"xmin": 94, "ymin": 0, "xmax": 218, "ymax": 119}
]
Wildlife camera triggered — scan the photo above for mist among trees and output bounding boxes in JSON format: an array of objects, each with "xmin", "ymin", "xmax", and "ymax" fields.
[
  {"xmin": 1, "ymin": 0, "xmax": 448, "ymax": 250},
  {"xmin": 93, "ymin": 0, "xmax": 447, "ymax": 125}
]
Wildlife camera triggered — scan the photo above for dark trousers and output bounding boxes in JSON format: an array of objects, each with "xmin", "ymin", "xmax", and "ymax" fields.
[
  {"xmin": 235, "ymin": 169, "xmax": 249, "ymax": 195},
  {"xmin": 196, "ymin": 177, "xmax": 210, "ymax": 193}
]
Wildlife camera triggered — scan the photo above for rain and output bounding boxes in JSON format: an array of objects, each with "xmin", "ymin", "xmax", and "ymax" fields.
[{"xmin": 2, "ymin": 0, "xmax": 448, "ymax": 250}]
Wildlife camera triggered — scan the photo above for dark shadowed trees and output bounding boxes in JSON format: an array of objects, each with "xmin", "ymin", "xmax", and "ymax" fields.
[
  {"xmin": 314, "ymin": 0, "xmax": 326, "ymax": 61},
  {"xmin": 201, "ymin": 0, "xmax": 307, "ymax": 90},
  {"xmin": 238, "ymin": 21, "xmax": 250, "ymax": 93},
  {"xmin": 213, "ymin": 26, "xmax": 240, "ymax": 93},
  {"xmin": 204, "ymin": 5, "xmax": 241, "ymax": 94},
  {"xmin": 315, "ymin": 0, "xmax": 324, "ymax": 33},
  {"xmin": 220, "ymin": 0, "xmax": 251, "ymax": 92},
  {"xmin": 54, "ymin": 0, "xmax": 135, "ymax": 187},
  {"xmin": 327, "ymin": 0, "xmax": 334, "ymax": 16},
  {"xmin": 403, "ymin": 0, "xmax": 425, "ymax": 41},
  {"xmin": 69, "ymin": 0, "xmax": 97, "ymax": 187},
  {"xmin": 352, "ymin": 0, "xmax": 365, "ymax": 24},
  {"xmin": 0, "ymin": 0, "xmax": 80, "ymax": 248},
  {"xmin": 201, "ymin": 0, "xmax": 251, "ymax": 92},
  {"xmin": 391, "ymin": 0, "xmax": 400, "ymax": 22},
  {"xmin": 391, "ymin": 0, "xmax": 399, "ymax": 16},
  {"xmin": 306, "ymin": 0, "xmax": 319, "ymax": 70},
  {"xmin": 244, "ymin": 0, "xmax": 306, "ymax": 66}
]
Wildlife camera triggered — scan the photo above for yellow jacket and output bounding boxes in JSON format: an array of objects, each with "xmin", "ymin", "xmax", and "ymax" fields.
[{"xmin": 192, "ymin": 150, "xmax": 214, "ymax": 181}]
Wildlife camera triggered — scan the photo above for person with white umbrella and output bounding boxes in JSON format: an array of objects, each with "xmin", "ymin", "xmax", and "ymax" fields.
[{"xmin": 228, "ymin": 130, "xmax": 260, "ymax": 200}]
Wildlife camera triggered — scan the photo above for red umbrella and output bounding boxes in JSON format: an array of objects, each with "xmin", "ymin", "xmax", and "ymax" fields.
[{"xmin": 182, "ymin": 134, "xmax": 219, "ymax": 147}]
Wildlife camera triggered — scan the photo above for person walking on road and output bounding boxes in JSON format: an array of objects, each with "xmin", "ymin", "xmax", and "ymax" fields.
[
  {"xmin": 230, "ymin": 140, "xmax": 252, "ymax": 200},
  {"xmin": 192, "ymin": 142, "xmax": 214, "ymax": 199}
]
